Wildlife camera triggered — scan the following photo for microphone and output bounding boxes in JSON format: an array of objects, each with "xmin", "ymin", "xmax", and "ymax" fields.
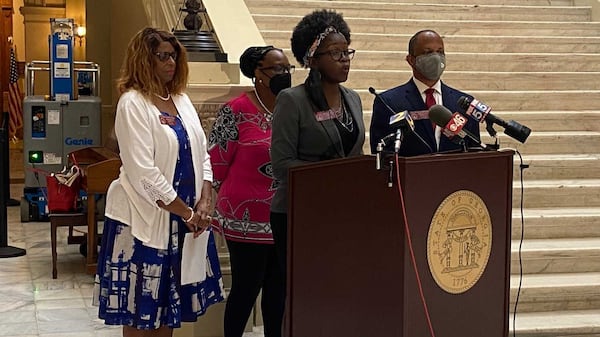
[
  {"xmin": 389, "ymin": 110, "xmax": 415, "ymax": 153},
  {"xmin": 369, "ymin": 87, "xmax": 395, "ymax": 117},
  {"xmin": 429, "ymin": 104, "xmax": 484, "ymax": 149},
  {"xmin": 457, "ymin": 96, "xmax": 531, "ymax": 143},
  {"xmin": 388, "ymin": 109, "xmax": 415, "ymax": 132},
  {"xmin": 369, "ymin": 87, "xmax": 432, "ymax": 153},
  {"xmin": 375, "ymin": 133, "xmax": 395, "ymax": 170},
  {"xmin": 369, "ymin": 87, "xmax": 415, "ymax": 133}
]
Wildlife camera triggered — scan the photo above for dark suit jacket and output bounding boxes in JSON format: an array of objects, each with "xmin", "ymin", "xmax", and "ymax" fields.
[
  {"xmin": 369, "ymin": 79, "xmax": 480, "ymax": 156},
  {"xmin": 271, "ymin": 84, "xmax": 365, "ymax": 213}
]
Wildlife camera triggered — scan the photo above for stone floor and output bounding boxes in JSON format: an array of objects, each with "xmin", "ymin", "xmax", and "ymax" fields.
[
  {"xmin": 4, "ymin": 183, "xmax": 600, "ymax": 336},
  {"xmin": 0, "ymin": 184, "xmax": 264, "ymax": 337}
]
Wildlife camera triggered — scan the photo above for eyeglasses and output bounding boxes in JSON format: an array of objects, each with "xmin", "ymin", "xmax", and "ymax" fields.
[
  {"xmin": 259, "ymin": 65, "xmax": 295, "ymax": 75},
  {"xmin": 154, "ymin": 51, "xmax": 178, "ymax": 62},
  {"xmin": 314, "ymin": 49, "xmax": 356, "ymax": 61}
]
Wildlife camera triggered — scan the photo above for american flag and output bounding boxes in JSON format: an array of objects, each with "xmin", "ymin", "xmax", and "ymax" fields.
[{"xmin": 8, "ymin": 47, "xmax": 23, "ymax": 140}]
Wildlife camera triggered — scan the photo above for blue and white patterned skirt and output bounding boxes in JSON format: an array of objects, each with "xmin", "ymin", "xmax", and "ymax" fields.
[{"xmin": 93, "ymin": 216, "xmax": 225, "ymax": 329}]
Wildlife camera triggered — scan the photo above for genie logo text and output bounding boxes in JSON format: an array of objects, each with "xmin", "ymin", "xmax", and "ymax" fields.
[{"xmin": 65, "ymin": 137, "xmax": 94, "ymax": 146}]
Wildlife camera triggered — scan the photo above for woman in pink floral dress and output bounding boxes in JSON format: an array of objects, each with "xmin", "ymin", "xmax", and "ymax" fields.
[{"xmin": 208, "ymin": 46, "xmax": 292, "ymax": 337}]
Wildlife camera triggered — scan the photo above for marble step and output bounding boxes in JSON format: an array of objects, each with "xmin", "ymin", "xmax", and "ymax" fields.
[
  {"xmin": 288, "ymin": 0, "xmax": 574, "ymax": 5},
  {"xmin": 514, "ymin": 154, "xmax": 600, "ymax": 180},
  {"xmin": 511, "ymin": 208, "xmax": 600, "ymax": 240},
  {"xmin": 357, "ymin": 90, "xmax": 600, "ymax": 113},
  {"xmin": 292, "ymin": 69, "xmax": 600, "ymax": 91},
  {"xmin": 362, "ymin": 131, "xmax": 600, "ymax": 157},
  {"xmin": 511, "ymin": 238, "xmax": 600, "ymax": 274},
  {"xmin": 221, "ymin": 264, "xmax": 232, "ymax": 290},
  {"xmin": 509, "ymin": 272, "xmax": 600, "ymax": 312},
  {"xmin": 263, "ymin": 30, "xmax": 600, "ymax": 54},
  {"xmin": 362, "ymin": 111, "xmax": 600, "ymax": 134},
  {"xmin": 256, "ymin": 15, "xmax": 600, "ymax": 37},
  {"xmin": 246, "ymin": 0, "xmax": 590, "ymax": 22},
  {"xmin": 512, "ymin": 179, "xmax": 600, "ymax": 209},
  {"xmin": 186, "ymin": 77, "xmax": 600, "ymax": 113},
  {"xmin": 509, "ymin": 309, "xmax": 600, "ymax": 337},
  {"xmin": 481, "ymin": 131, "xmax": 600, "ymax": 155},
  {"xmin": 481, "ymin": 111, "xmax": 600, "ymax": 132},
  {"xmin": 296, "ymin": 50, "xmax": 600, "ymax": 72}
]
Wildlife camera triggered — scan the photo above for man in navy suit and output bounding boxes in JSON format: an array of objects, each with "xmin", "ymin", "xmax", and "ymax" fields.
[{"xmin": 369, "ymin": 29, "xmax": 480, "ymax": 156}]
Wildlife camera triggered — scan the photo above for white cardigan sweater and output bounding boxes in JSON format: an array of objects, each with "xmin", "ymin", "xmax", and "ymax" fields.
[{"xmin": 105, "ymin": 90, "xmax": 212, "ymax": 249}]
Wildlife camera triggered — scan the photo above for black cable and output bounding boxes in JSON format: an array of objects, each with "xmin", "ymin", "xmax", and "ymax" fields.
[
  {"xmin": 412, "ymin": 129, "xmax": 434, "ymax": 154},
  {"xmin": 512, "ymin": 150, "xmax": 528, "ymax": 337}
]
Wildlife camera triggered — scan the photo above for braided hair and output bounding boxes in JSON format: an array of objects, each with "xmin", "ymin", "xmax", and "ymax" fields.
[{"xmin": 239, "ymin": 46, "xmax": 278, "ymax": 79}]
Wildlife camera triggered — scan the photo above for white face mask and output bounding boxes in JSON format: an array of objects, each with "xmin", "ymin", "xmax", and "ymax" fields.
[{"xmin": 414, "ymin": 53, "xmax": 446, "ymax": 80}]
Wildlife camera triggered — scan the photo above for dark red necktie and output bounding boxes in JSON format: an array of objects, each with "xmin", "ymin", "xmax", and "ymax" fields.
[{"xmin": 425, "ymin": 88, "xmax": 437, "ymax": 130}]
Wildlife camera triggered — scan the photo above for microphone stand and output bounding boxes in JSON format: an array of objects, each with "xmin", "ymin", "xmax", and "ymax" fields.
[
  {"xmin": 387, "ymin": 129, "xmax": 404, "ymax": 188},
  {"xmin": 387, "ymin": 158, "xmax": 394, "ymax": 188},
  {"xmin": 375, "ymin": 132, "xmax": 400, "ymax": 188},
  {"xmin": 448, "ymin": 135, "xmax": 468, "ymax": 153},
  {"xmin": 459, "ymin": 138, "xmax": 467, "ymax": 153},
  {"xmin": 375, "ymin": 132, "xmax": 396, "ymax": 171},
  {"xmin": 394, "ymin": 129, "xmax": 403, "ymax": 154},
  {"xmin": 485, "ymin": 121, "xmax": 500, "ymax": 150},
  {"xmin": 376, "ymin": 141, "xmax": 384, "ymax": 171}
]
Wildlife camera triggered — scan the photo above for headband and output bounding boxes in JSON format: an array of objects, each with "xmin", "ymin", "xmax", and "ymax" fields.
[{"xmin": 303, "ymin": 26, "xmax": 339, "ymax": 66}]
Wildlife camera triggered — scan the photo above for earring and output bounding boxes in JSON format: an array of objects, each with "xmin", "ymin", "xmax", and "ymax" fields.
[{"xmin": 259, "ymin": 79, "xmax": 263, "ymax": 83}]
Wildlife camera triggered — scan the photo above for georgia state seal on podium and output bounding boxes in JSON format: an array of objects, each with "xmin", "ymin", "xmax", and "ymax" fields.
[{"xmin": 427, "ymin": 190, "xmax": 493, "ymax": 294}]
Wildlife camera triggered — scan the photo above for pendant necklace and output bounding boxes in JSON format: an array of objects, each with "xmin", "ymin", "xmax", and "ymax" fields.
[
  {"xmin": 337, "ymin": 96, "xmax": 354, "ymax": 133},
  {"xmin": 253, "ymin": 88, "xmax": 273, "ymax": 129}
]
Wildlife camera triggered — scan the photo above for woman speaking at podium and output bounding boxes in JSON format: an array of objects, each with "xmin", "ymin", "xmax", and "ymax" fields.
[{"xmin": 270, "ymin": 9, "xmax": 366, "ymax": 332}]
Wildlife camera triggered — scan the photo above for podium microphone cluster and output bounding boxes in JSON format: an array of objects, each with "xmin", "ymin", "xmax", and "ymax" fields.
[
  {"xmin": 429, "ymin": 104, "xmax": 485, "ymax": 149},
  {"xmin": 369, "ymin": 87, "xmax": 417, "ymax": 179},
  {"xmin": 457, "ymin": 96, "xmax": 531, "ymax": 143},
  {"xmin": 368, "ymin": 87, "xmax": 415, "ymax": 154}
]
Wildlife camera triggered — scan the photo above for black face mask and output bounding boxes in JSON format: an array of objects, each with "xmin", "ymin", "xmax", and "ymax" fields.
[{"xmin": 268, "ymin": 73, "xmax": 292, "ymax": 96}]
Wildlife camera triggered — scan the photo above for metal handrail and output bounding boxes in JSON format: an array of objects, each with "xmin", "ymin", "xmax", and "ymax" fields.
[{"xmin": 25, "ymin": 60, "xmax": 100, "ymax": 98}]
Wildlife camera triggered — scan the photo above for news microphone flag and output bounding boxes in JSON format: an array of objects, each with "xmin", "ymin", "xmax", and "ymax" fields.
[
  {"xmin": 8, "ymin": 47, "xmax": 23, "ymax": 140},
  {"xmin": 441, "ymin": 112, "xmax": 468, "ymax": 139},
  {"xmin": 463, "ymin": 98, "xmax": 492, "ymax": 123}
]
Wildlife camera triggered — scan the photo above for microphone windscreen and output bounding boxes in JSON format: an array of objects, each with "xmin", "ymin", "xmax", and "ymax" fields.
[
  {"xmin": 505, "ymin": 120, "xmax": 532, "ymax": 143},
  {"xmin": 457, "ymin": 96, "xmax": 471, "ymax": 110},
  {"xmin": 368, "ymin": 87, "xmax": 376, "ymax": 94},
  {"xmin": 429, "ymin": 104, "xmax": 453, "ymax": 127}
]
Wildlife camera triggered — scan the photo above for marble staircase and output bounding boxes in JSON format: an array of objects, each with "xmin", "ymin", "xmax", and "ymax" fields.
[{"xmin": 244, "ymin": 0, "xmax": 600, "ymax": 335}]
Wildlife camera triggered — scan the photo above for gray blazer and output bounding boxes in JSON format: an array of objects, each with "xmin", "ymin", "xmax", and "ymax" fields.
[{"xmin": 270, "ymin": 84, "xmax": 365, "ymax": 213}]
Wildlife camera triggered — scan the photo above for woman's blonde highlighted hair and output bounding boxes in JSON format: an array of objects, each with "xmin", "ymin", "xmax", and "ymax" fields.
[{"xmin": 117, "ymin": 27, "xmax": 189, "ymax": 96}]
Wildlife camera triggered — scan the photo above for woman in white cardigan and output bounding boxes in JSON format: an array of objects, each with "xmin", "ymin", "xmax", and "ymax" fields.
[{"xmin": 93, "ymin": 27, "xmax": 224, "ymax": 337}]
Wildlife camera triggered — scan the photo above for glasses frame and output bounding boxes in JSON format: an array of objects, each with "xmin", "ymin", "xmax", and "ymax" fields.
[
  {"xmin": 258, "ymin": 65, "xmax": 295, "ymax": 75},
  {"xmin": 314, "ymin": 49, "xmax": 356, "ymax": 61},
  {"xmin": 154, "ymin": 51, "xmax": 178, "ymax": 62}
]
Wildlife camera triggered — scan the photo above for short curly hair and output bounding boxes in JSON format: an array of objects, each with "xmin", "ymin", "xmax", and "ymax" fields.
[
  {"xmin": 291, "ymin": 9, "xmax": 351, "ymax": 67},
  {"xmin": 239, "ymin": 46, "xmax": 277, "ymax": 79}
]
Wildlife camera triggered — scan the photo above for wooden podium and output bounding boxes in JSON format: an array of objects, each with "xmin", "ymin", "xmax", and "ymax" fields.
[{"xmin": 287, "ymin": 151, "xmax": 514, "ymax": 337}]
